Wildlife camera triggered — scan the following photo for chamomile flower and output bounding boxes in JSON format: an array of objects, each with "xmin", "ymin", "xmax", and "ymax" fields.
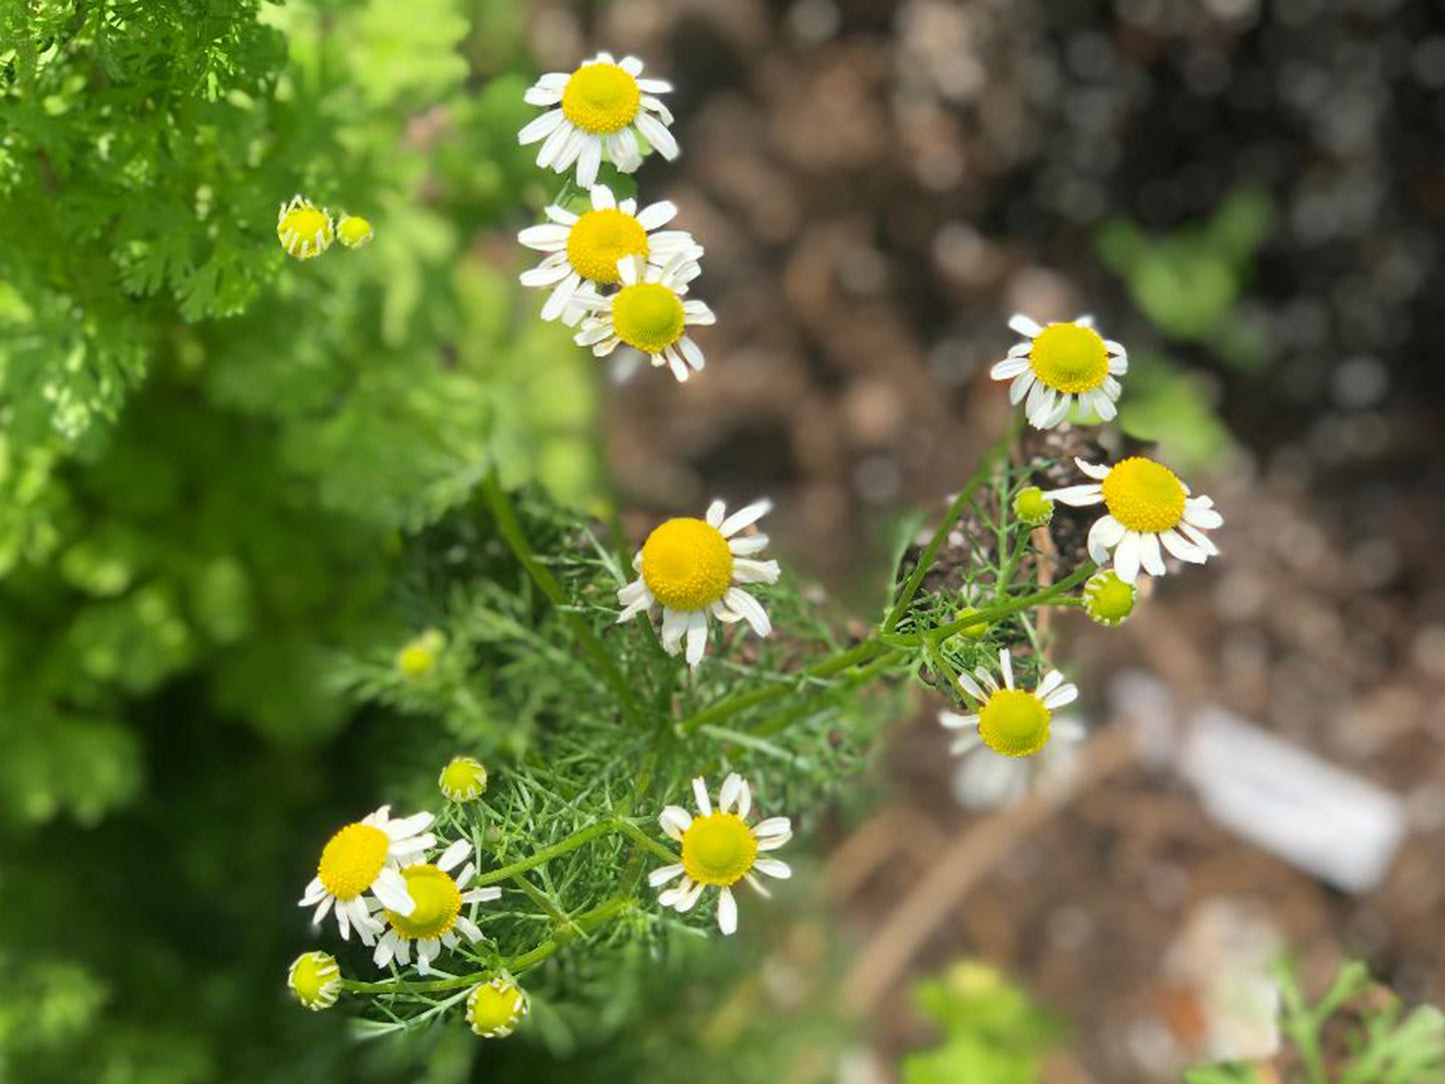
[
  {"xmin": 370, "ymin": 837, "xmax": 499, "ymax": 975},
  {"xmin": 616, "ymin": 499, "xmax": 779, "ymax": 667},
  {"xmin": 1047, "ymin": 456, "xmax": 1223, "ymax": 583},
  {"xmin": 297, "ymin": 806, "xmax": 436, "ymax": 945},
  {"xmin": 649, "ymin": 774, "xmax": 792, "ymax": 936},
  {"xmin": 1012, "ymin": 485, "xmax": 1054, "ymax": 527},
  {"xmin": 337, "ymin": 214, "xmax": 374, "ymax": 249},
  {"xmin": 467, "ymin": 978, "xmax": 528, "ymax": 1038},
  {"xmin": 1082, "ymin": 569, "xmax": 1136, "ymax": 626},
  {"xmin": 990, "ymin": 314, "xmax": 1128, "ymax": 429},
  {"xmin": 945, "ymin": 712, "xmax": 1085, "ymax": 810},
  {"xmin": 518, "ymin": 184, "xmax": 701, "ymax": 325},
  {"xmin": 276, "ymin": 195, "xmax": 334, "ymax": 260},
  {"xmin": 518, "ymin": 53, "xmax": 678, "ymax": 189},
  {"xmin": 287, "ymin": 951, "xmax": 342, "ymax": 1011},
  {"xmin": 942, "ymin": 648, "xmax": 1079, "ymax": 758},
  {"xmin": 573, "ymin": 253, "xmax": 714, "ymax": 382},
  {"xmin": 438, "ymin": 756, "xmax": 489, "ymax": 802}
]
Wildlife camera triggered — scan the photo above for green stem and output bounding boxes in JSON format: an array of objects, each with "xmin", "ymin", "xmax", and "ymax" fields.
[
  {"xmin": 480, "ymin": 472, "xmax": 646, "ymax": 728},
  {"xmin": 921, "ymin": 563, "xmax": 1096, "ymax": 645},
  {"xmin": 471, "ymin": 819, "xmax": 614, "ymax": 887},
  {"xmin": 883, "ymin": 416, "xmax": 1021, "ymax": 632},
  {"xmin": 614, "ymin": 818, "xmax": 681, "ymax": 864}
]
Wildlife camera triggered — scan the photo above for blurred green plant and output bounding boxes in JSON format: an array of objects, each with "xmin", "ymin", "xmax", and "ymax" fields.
[
  {"xmin": 1185, "ymin": 960, "xmax": 1445, "ymax": 1084},
  {"xmin": 900, "ymin": 959, "xmax": 1067, "ymax": 1084}
]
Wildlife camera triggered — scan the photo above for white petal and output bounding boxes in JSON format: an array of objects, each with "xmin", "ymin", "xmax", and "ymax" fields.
[
  {"xmin": 990, "ymin": 356, "xmax": 1030, "ymax": 380},
  {"xmin": 635, "ymin": 112, "xmax": 678, "ymax": 159},
  {"xmin": 1087, "ymin": 513, "xmax": 1127, "ymax": 563},
  {"xmin": 719, "ymin": 773, "xmax": 743, "ymax": 813},
  {"xmin": 717, "ymin": 887, "xmax": 738, "ymax": 935},
  {"xmin": 1044, "ymin": 683, "xmax": 1079, "ymax": 709},
  {"xmin": 659, "ymin": 805, "xmax": 692, "ymax": 840},
  {"xmin": 957, "ymin": 670, "xmax": 985, "ymax": 702},
  {"xmin": 1008, "ymin": 314, "xmax": 1043, "ymax": 338},
  {"xmin": 1037, "ymin": 670, "xmax": 1064, "ymax": 697},
  {"xmin": 1160, "ymin": 528, "xmax": 1206, "ymax": 563},
  {"xmin": 518, "ymin": 109, "xmax": 564, "ymax": 146},
  {"xmin": 1138, "ymin": 531, "xmax": 1167, "ymax": 577},
  {"xmin": 1114, "ymin": 532, "xmax": 1142, "ymax": 584},
  {"xmin": 649, "ymin": 863, "xmax": 686, "ymax": 888},
  {"xmin": 636, "ymin": 200, "xmax": 677, "ymax": 230},
  {"xmin": 692, "ymin": 777, "xmax": 713, "ymax": 816},
  {"xmin": 1009, "ymin": 371, "xmax": 1035, "ymax": 405},
  {"xmin": 754, "ymin": 857, "xmax": 791, "ymax": 879},
  {"xmin": 1049, "ymin": 485, "xmax": 1104, "ymax": 507},
  {"xmin": 724, "ymin": 587, "xmax": 771, "ymax": 636},
  {"xmin": 721, "ymin": 500, "xmax": 771, "ymax": 537},
  {"xmin": 685, "ymin": 610, "xmax": 709, "ymax": 667},
  {"xmin": 1075, "ymin": 458, "xmax": 1111, "ymax": 480},
  {"xmin": 437, "ymin": 838, "xmax": 471, "ymax": 872},
  {"xmin": 998, "ymin": 649, "xmax": 1014, "ymax": 690}
]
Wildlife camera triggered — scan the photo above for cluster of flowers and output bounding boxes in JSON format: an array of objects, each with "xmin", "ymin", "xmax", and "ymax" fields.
[
  {"xmin": 275, "ymin": 194, "xmax": 374, "ymax": 260},
  {"xmin": 285, "ymin": 50, "xmax": 1226, "ymax": 1038}
]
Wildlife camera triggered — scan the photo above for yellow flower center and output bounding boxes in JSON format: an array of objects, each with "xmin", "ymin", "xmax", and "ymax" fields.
[
  {"xmin": 384, "ymin": 864, "xmax": 462, "ymax": 940},
  {"xmin": 288, "ymin": 951, "xmax": 340, "ymax": 1010},
  {"xmin": 1084, "ymin": 570, "xmax": 1136, "ymax": 626},
  {"xmin": 561, "ymin": 62, "xmax": 641, "ymax": 134},
  {"xmin": 680, "ymin": 811, "xmax": 758, "ymax": 887},
  {"xmin": 317, "ymin": 823, "xmax": 389, "ymax": 900},
  {"xmin": 467, "ymin": 979, "xmax": 527, "ymax": 1037},
  {"xmin": 439, "ymin": 756, "xmax": 488, "ymax": 802},
  {"xmin": 977, "ymin": 689, "xmax": 1051, "ymax": 758},
  {"xmin": 277, "ymin": 204, "xmax": 333, "ymax": 259},
  {"xmin": 337, "ymin": 215, "xmax": 374, "ymax": 248},
  {"xmin": 1029, "ymin": 323, "xmax": 1109, "ymax": 393},
  {"xmin": 1012, "ymin": 486, "xmax": 1054, "ymax": 526},
  {"xmin": 1101, "ymin": 457, "xmax": 1186, "ymax": 533},
  {"xmin": 566, "ymin": 209, "xmax": 649, "ymax": 284},
  {"xmin": 611, "ymin": 282, "xmax": 686, "ymax": 354},
  {"xmin": 639, "ymin": 517, "xmax": 733, "ymax": 611}
]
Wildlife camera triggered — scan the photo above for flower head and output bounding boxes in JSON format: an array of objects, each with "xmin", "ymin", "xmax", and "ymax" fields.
[
  {"xmin": 467, "ymin": 977, "xmax": 528, "ymax": 1038},
  {"xmin": 573, "ymin": 253, "xmax": 714, "ymax": 382},
  {"xmin": 617, "ymin": 499, "xmax": 779, "ymax": 667},
  {"xmin": 370, "ymin": 837, "xmax": 499, "ymax": 975},
  {"xmin": 519, "ymin": 184, "xmax": 702, "ymax": 325},
  {"xmin": 1012, "ymin": 485, "xmax": 1054, "ymax": 527},
  {"xmin": 650, "ymin": 774, "xmax": 792, "ymax": 936},
  {"xmin": 288, "ymin": 951, "xmax": 342, "ymax": 1011},
  {"xmin": 337, "ymin": 214, "xmax": 374, "ymax": 249},
  {"xmin": 518, "ymin": 53, "xmax": 677, "ymax": 188},
  {"xmin": 990, "ymin": 314, "xmax": 1128, "ymax": 429},
  {"xmin": 946, "ymin": 712, "xmax": 1086, "ymax": 810},
  {"xmin": 277, "ymin": 195, "xmax": 335, "ymax": 260},
  {"xmin": 297, "ymin": 806, "xmax": 436, "ymax": 945},
  {"xmin": 1082, "ymin": 570, "xmax": 1136, "ymax": 626},
  {"xmin": 439, "ymin": 756, "xmax": 489, "ymax": 802},
  {"xmin": 396, "ymin": 630, "xmax": 446, "ymax": 679},
  {"xmin": 1047, "ymin": 456, "xmax": 1222, "ymax": 583},
  {"xmin": 942, "ymin": 648, "xmax": 1079, "ymax": 758}
]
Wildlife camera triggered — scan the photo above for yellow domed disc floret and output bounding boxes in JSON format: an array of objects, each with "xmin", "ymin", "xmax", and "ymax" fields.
[
  {"xmin": 337, "ymin": 214, "xmax": 374, "ymax": 249},
  {"xmin": 383, "ymin": 864, "xmax": 462, "ymax": 940},
  {"xmin": 567, "ymin": 209, "xmax": 649, "ymax": 284},
  {"xmin": 1029, "ymin": 323, "xmax": 1109, "ymax": 393},
  {"xmin": 612, "ymin": 282, "xmax": 686, "ymax": 354},
  {"xmin": 1101, "ymin": 457, "xmax": 1186, "ymax": 533},
  {"xmin": 640, "ymin": 517, "xmax": 733, "ymax": 611},
  {"xmin": 396, "ymin": 629, "xmax": 446, "ymax": 679},
  {"xmin": 288, "ymin": 951, "xmax": 341, "ymax": 1011},
  {"xmin": 317, "ymin": 822, "xmax": 389, "ymax": 899},
  {"xmin": 1083, "ymin": 570, "xmax": 1136, "ymax": 627},
  {"xmin": 276, "ymin": 196, "xmax": 334, "ymax": 260},
  {"xmin": 977, "ymin": 689, "xmax": 1051, "ymax": 758},
  {"xmin": 467, "ymin": 978, "xmax": 527, "ymax": 1038},
  {"xmin": 561, "ymin": 63, "xmax": 641, "ymax": 134},
  {"xmin": 439, "ymin": 756, "xmax": 488, "ymax": 802},
  {"xmin": 681, "ymin": 811, "xmax": 758, "ymax": 887},
  {"xmin": 1012, "ymin": 485, "xmax": 1055, "ymax": 527}
]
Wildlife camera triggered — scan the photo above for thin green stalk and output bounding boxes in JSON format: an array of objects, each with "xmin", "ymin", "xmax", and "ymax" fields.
[
  {"xmin": 614, "ymin": 818, "xmax": 681, "ymax": 864},
  {"xmin": 883, "ymin": 416, "xmax": 1021, "ymax": 632},
  {"xmin": 471, "ymin": 819, "xmax": 614, "ymax": 887},
  {"xmin": 480, "ymin": 472, "xmax": 646, "ymax": 728},
  {"xmin": 921, "ymin": 563, "xmax": 1096, "ymax": 645}
]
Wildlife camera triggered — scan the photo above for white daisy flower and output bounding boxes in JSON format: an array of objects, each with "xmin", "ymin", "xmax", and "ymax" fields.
[
  {"xmin": 518, "ymin": 183, "xmax": 701, "ymax": 325},
  {"xmin": 573, "ymin": 252, "xmax": 714, "ymax": 382},
  {"xmin": 649, "ymin": 774, "xmax": 793, "ymax": 936},
  {"xmin": 616, "ymin": 499, "xmax": 779, "ymax": 667},
  {"xmin": 945, "ymin": 711, "xmax": 1086, "ymax": 810},
  {"xmin": 990, "ymin": 314, "xmax": 1129, "ymax": 429},
  {"xmin": 518, "ymin": 53, "xmax": 678, "ymax": 189},
  {"xmin": 369, "ymin": 837, "xmax": 500, "ymax": 975},
  {"xmin": 1047, "ymin": 456, "xmax": 1223, "ymax": 584},
  {"xmin": 298, "ymin": 807, "xmax": 436, "ymax": 945},
  {"xmin": 942, "ymin": 648, "xmax": 1080, "ymax": 758}
]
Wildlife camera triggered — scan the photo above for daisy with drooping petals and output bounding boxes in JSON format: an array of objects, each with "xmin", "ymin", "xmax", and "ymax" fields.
[
  {"xmin": 369, "ymin": 837, "xmax": 499, "ymax": 975},
  {"xmin": 573, "ymin": 252, "xmax": 714, "ymax": 382},
  {"xmin": 518, "ymin": 184, "xmax": 702, "ymax": 325},
  {"xmin": 616, "ymin": 499, "xmax": 779, "ymax": 666},
  {"xmin": 298, "ymin": 805, "xmax": 436, "ymax": 945},
  {"xmin": 945, "ymin": 711, "xmax": 1085, "ymax": 810},
  {"xmin": 990, "ymin": 314, "xmax": 1129, "ymax": 429},
  {"xmin": 1047, "ymin": 456, "xmax": 1222, "ymax": 583},
  {"xmin": 518, "ymin": 53, "xmax": 678, "ymax": 188},
  {"xmin": 649, "ymin": 774, "xmax": 792, "ymax": 936},
  {"xmin": 943, "ymin": 648, "xmax": 1079, "ymax": 758}
]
